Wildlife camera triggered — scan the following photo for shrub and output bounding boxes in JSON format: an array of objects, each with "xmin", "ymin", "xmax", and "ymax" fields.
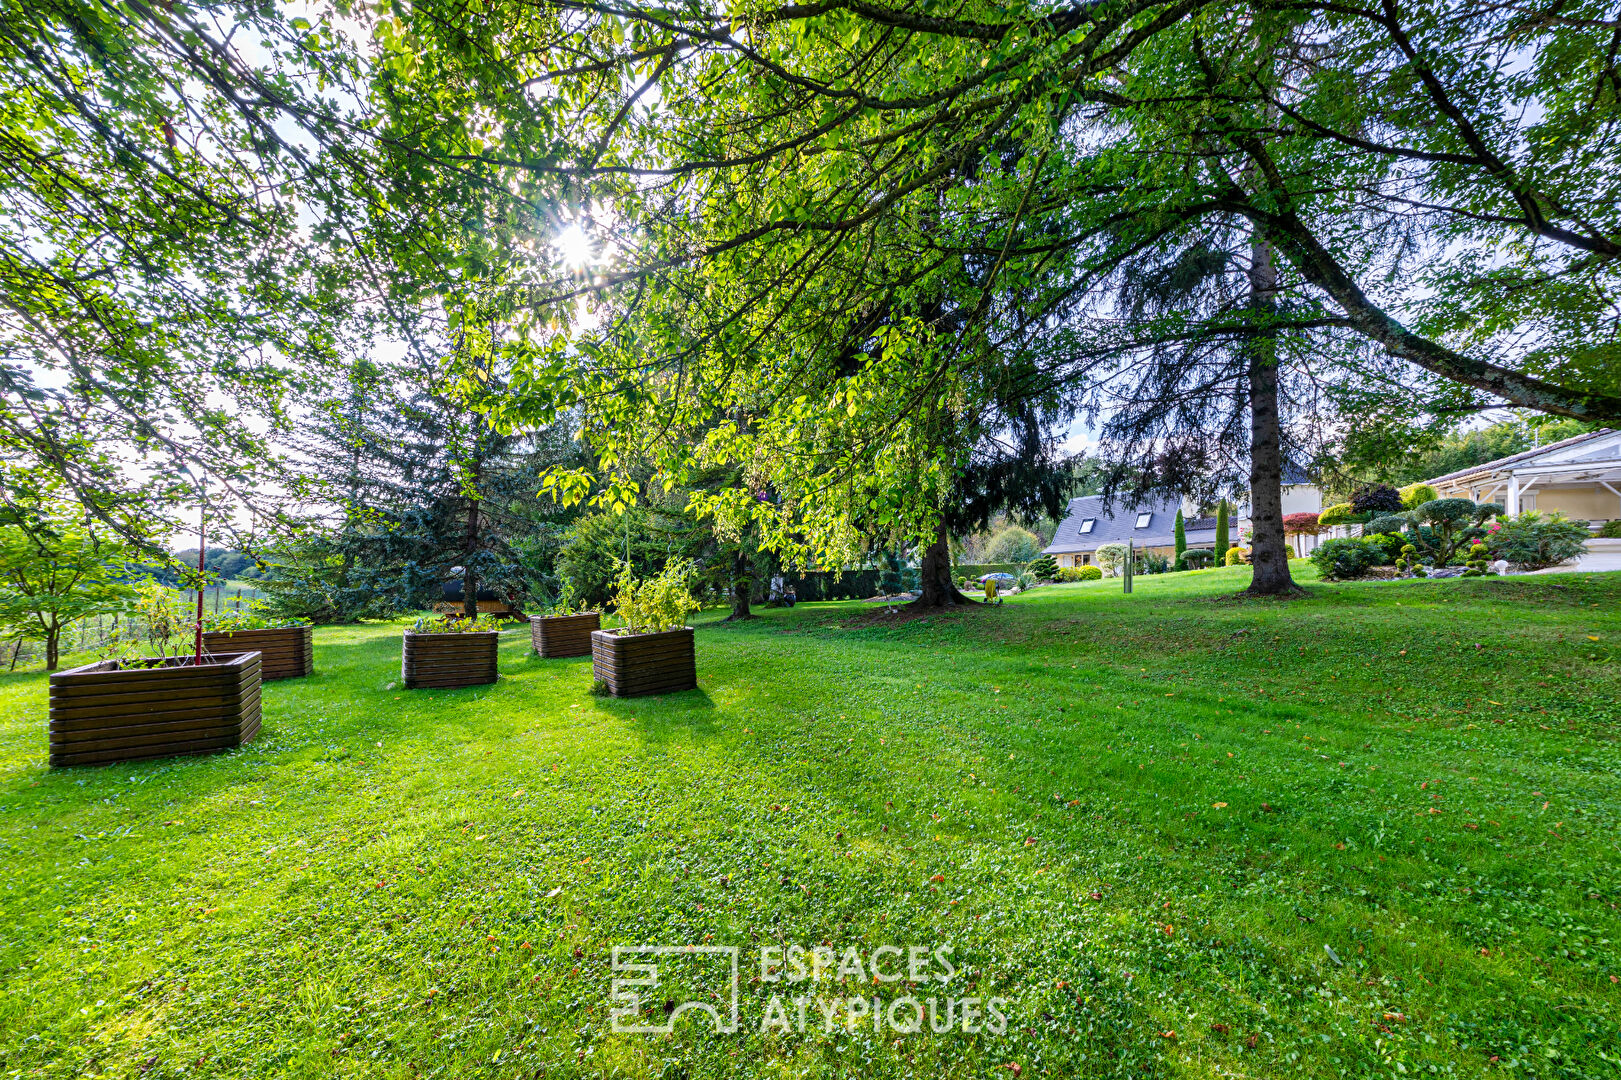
[
  {"xmin": 1352, "ymin": 484, "xmax": 1404, "ymax": 515},
  {"xmin": 1074, "ymin": 565, "xmax": 1103, "ymax": 581},
  {"xmin": 611, "ymin": 559, "xmax": 701, "ymax": 633},
  {"xmin": 1094, "ymin": 543, "xmax": 1129, "ymax": 576},
  {"xmin": 1362, "ymin": 531, "xmax": 1405, "ymax": 563},
  {"xmin": 1317, "ymin": 503, "xmax": 1366, "ymax": 527},
  {"xmin": 1309, "ymin": 536, "xmax": 1389, "ymax": 579},
  {"xmin": 1395, "ymin": 542, "xmax": 1418, "ymax": 573},
  {"xmin": 1400, "ymin": 483, "xmax": 1438, "ymax": 509},
  {"xmin": 984, "ymin": 526, "xmax": 1042, "ymax": 564},
  {"xmin": 1028, "ymin": 553, "xmax": 1059, "ymax": 580},
  {"xmin": 1597, "ymin": 520, "xmax": 1621, "ymax": 539},
  {"xmin": 1181, "ymin": 548, "xmax": 1215, "ymax": 569},
  {"xmin": 410, "ymin": 614, "xmax": 492, "ymax": 634},
  {"xmin": 1224, "ymin": 545, "xmax": 1249, "ymax": 566},
  {"xmin": 1485, "ymin": 511, "xmax": 1591, "ymax": 571},
  {"xmin": 1463, "ymin": 541, "xmax": 1492, "ymax": 577},
  {"xmin": 1214, "ymin": 500, "xmax": 1230, "ymax": 563}
]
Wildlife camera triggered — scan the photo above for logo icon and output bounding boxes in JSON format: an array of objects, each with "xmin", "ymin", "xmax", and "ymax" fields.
[{"xmin": 610, "ymin": 945, "xmax": 740, "ymax": 1034}]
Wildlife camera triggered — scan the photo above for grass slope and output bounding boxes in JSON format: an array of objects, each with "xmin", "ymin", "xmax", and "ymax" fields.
[{"xmin": 1, "ymin": 565, "xmax": 1618, "ymax": 1078}]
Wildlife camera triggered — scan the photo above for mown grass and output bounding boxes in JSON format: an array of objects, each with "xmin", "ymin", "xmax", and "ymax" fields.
[{"xmin": 1, "ymin": 563, "xmax": 1618, "ymax": 1079}]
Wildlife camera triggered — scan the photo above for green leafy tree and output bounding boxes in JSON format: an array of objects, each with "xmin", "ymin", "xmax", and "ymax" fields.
[{"xmin": 0, "ymin": 492, "xmax": 138, "ymax": 669}]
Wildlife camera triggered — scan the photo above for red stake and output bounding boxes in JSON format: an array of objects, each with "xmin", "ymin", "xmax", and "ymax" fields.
[{"xmin": 193, "ymin": 475, "xmax": 205, "ymax": 666}]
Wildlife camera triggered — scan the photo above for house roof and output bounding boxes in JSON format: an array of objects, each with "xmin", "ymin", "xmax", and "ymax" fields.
[
  {"xmin": 1426, "ymin": 428, "xmax": 1618, "ymax": 484},
  {"xmin": 1043, "ymin": 495, "xmax": 1228, "ymax": 554}
]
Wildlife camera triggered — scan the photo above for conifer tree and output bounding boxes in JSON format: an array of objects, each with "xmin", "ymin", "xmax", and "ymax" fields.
[
  {"xmin": 1215, "ymin": 501, "xmax": 1230, "ymax": 565},
  {"xmin": 1174, "ymin": 509, "xmax": 1187, "ymax": 568}
]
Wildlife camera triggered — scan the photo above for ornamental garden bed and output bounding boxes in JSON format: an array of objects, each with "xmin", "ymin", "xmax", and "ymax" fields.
[
  {"xmin": 530, "ymin": 612, "xmax": 600, "ymax": 658},
  {"xmin": 401, "ymin": 629, "xmax": 499, "ymax": 689},
  {"xmin": 201, "ymin": 624, "xmax": 313, "ymax": 680},
  {"xmin": 591, "ymin": 627, "xmax": 697, "ymax": 697},
  {"xmin": 47, "ymin": 652, "xmax": 262, "ymax": 768}
]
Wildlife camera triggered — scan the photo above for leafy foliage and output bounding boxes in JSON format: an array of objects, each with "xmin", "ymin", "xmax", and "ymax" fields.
[
  {"xmin": 0, "ymin": 485, "xmax": 138, "ymax": 669},
  {"xmin": 1485, "ymin": 512, "xmax": 1592, "ymax": 571},
  {"xmin": 984, "ymin": 527, "xmax": 1042, "ymax": 565},
  {"xmin": 1309, "ymin": 537, "xmax": 1391, "ymax": 580},
  {"xmin": 610, "ymin": 560, "xmax": 701, "ymax": 635},
  {"xmin": 1351, "ymin": 485, "xmax": 1405, "ymax": 516}
]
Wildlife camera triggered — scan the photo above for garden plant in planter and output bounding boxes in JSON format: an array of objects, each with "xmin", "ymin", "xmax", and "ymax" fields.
[
  {"xmin": 401, "ymin": 616, "xmax": 500, "ymax": 689},
  {"xmin": 48, "ymin": 580, "xmax": 265, "ymax": 767},
  {"xmin": 592, "ymin": 560, "xmax": 701, "ymax": 697},
  {"xmin": 530, "ymin": 585, "xmax": 600, "ymax": 658},
  {"xmin": 201, "ymin": 609, "xmax": 314, "ymax": 680}
]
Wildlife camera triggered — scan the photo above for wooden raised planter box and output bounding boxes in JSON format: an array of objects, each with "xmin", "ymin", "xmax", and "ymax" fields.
[
  {"xmin": 48, "ymin": 652, "xmax": 262, "ymax": 768},
  {"xmin": 401, "ymin": 630, "xmax": 499, "ymax": 689},
  {"xmin": 591, "ymin": 627, "xmax": 696, "ymax": 697},
  {"xmin": 530, "ymin": 612, "xmax": 600, "ymax": 658},
  {"xmin": 201, "ymin": 625, "xmax": 313, "ymax": 680}
]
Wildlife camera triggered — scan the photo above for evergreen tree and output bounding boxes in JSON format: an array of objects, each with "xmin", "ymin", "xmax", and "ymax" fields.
[
  {"xmin": 260, "ymin": 355, "xmax": 584, "ymax": 622},
  {"xmin": 1173, "ymin": 509, "xmax": 1187, "ymax": 568},
  {"xmin": 1215, "ymin": 501, "xmax": 1230, "ymax": 565}
]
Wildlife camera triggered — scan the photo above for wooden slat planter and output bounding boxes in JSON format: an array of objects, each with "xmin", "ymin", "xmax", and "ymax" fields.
[
  {"xmin": 530, "ymin": 612, "xmax": 600, "ymax": 658},
  {"xmin": 48, "ymin": 652, "xmax": 262, "ymax": 768},
  {"xmin": 201, "ymin": 625, "xmax": 313, "ymax": 680},
  {"xmin": 591, "ymin": 627, "xmax": 697, "ymax": 697},
  {"xmin": 401, "ymin": 630, "xmax": 499, "ymax": 689}
]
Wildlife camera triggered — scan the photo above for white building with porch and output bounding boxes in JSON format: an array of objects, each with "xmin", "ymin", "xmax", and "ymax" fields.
[{"xmin": 1425, "ymin": 428, "xmax": 1621, "ymax": 571}]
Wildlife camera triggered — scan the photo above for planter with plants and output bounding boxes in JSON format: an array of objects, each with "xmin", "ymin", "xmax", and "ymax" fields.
[
  {"xmin": 530, "ymin": 586, "xmax": 599, "ymax": 658},
  {"xmin": 201, "ymin": 610, "xmax": 313, "ymax": 680},
  {"xmin": 48, "ymin": 650, "xmax": 262, "ymax": 767},
  {"xmin": 401, "ymin": 616, "xmax": 500, "ymax": 689},
  {"xmin": 591, "ymin": 561, "xmax": 701, "ymax": 697}
]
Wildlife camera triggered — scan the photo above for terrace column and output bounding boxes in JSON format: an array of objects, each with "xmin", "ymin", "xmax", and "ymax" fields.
[{"xmin": 1505, "ymin": 475, "xmax": 1519, "ymax": 516}]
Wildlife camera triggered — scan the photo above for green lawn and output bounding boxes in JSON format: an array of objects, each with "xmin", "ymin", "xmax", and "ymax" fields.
[{"xmin": 2, "ymin": 565, "xmax": 1619, "ymax": 1078}]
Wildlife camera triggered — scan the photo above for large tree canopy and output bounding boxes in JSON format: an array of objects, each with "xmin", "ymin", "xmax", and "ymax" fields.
[{"xmin": 6, "ymin": 0, "xmax": 1619, "ymax": 563}]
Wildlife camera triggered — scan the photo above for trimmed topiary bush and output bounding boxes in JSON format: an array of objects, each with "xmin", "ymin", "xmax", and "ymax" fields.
[
  {"xmin": 1074, "ymin": 565, "xmax": 1102, "ymax": 581},
  {"xmin": 1028, "ymin": 553, "xmax": 1059, "ymax": 580},
  {"xmin": 1224, "ymin": 545, "xmax": 1249, "ymax": 566},
  {"xmin": 1399, "ymin": 483, "xmax": 1438, "ymax": 510},
  {"xmin": 1318, "ymin": 503, "xmax": 1367, "ymax": 527},
  {"xmin": 1181, "ymin": 548, "xmax": 1215, "ymax": 569}
]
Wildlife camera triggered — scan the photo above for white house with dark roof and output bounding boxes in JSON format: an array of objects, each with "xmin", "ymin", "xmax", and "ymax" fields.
[{"xmin": 1042, "ymin": 466, "xmax": 1325, "ymax": 567}]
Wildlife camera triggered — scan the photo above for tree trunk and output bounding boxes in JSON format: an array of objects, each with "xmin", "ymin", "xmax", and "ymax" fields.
[
  {"xmin": 909, "ymin": 524, "xmax": 977, "ymax": 608},
  {"xmin": 725, "ymin": 548, "xmax": 755, "ymax": 621},
  {"xmin": 462, "ymin": 481, "xmax": 482, "ymax": 620},
  {"xmin": 45, "ymin": 623, "xmax": 60, "ymax": 671},
  {"xmin": 1243, "ymin": 229, "xmax": 1302, "ymax": 597}
]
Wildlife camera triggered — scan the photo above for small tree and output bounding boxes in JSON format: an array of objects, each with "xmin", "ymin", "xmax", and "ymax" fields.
[
  {"xmin": 1173, "ymin": 508, "xmax": 1186, "ymax": 566},
  {"xmin": 1094, "ymin": 543, "xmax": 1129, "ymax": 577},
  {"xmin": 1351, "ymin": 484, "xmax": 1405, "ymax": 516},
  {"xmin": 1214, "ymin": 500, "xmax": 1230, "ymax": 564},
  {"xmin": 0, "ymin": 500, "xmax": 138, "ymax": 670},
  {"xmin": 1406, "ymin": 499, "xmax": 1503, "ymax": 566},
  {"xmin": 1282, "ymin": 512, "xmax": 1322, "ymax": 556},
  {"xmin": 1028, "ymin": 553, "xmax": 1059, "ymax": 580}
]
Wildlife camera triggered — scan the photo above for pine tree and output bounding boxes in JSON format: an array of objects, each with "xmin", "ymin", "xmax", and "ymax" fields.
[{"xmin": 1173, "ymin": 508, "xmax": 1187, "ymax": 568}]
